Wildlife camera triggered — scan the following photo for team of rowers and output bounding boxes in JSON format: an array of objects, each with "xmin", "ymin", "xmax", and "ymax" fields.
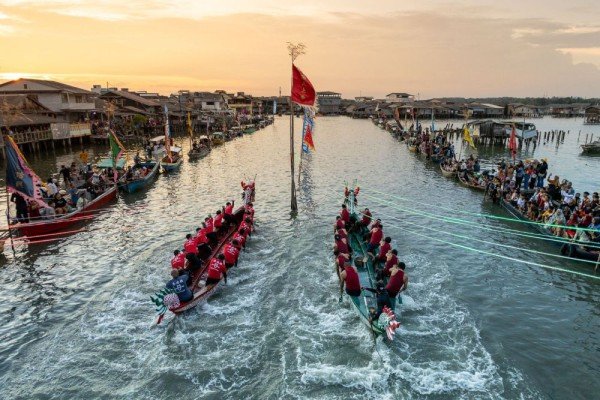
[
  {"xmin": 164, "ymin": 199, "xmax": 255, "ymax": 303},
  {"xmin": 333, "ymin": 203, "xmax": 409, "ymax": 321}
]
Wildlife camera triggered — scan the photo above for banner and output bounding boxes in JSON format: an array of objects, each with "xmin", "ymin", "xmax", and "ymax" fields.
[
  {"xmin": 301, "ymin": 109, "xmax": 315, "ymax": 153},
  {"xmin": 463, "ymin": 125, "xmax": 475, "ymax": 149},
  {"xmin": 163, "ymin": 105, "xmax": 171, "ymax": 160},
  {"xmin": 291, "ymin": 64, "xmax": 316, "ymax": 106},
  {"xmin": 509, "ymin": 124, "xmax": 518, "ymax": 161},
  {"xmin": 4, "ymin": 135, "xmax": 47, "ymax": 207}
]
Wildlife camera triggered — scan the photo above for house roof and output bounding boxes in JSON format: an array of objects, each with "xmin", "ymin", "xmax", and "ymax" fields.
[
  {"xmin": 0, "ymin": 78, "xmax": 91, "ymax": 94},
  {"xmin": 0, "ymin": 113, "xmax": 57, "ymax": 127},
  {"xmin": 317, "ymin": 91, "xmax": 341, "ymax": 96},
  {"xmin": 386, "ymin": 92, "xmax": 413, "ymax": 97},
  {"xmin": 100, "ymin": 90, "xmax": 160, "ymax": 107}
]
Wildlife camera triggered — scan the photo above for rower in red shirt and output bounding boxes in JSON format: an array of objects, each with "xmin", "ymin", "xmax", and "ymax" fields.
[
  {"xmin": 334, "ymin": 250, "xmax": 350, "ymax": 274},
  {"xmin": 334, "ymin": 234, "xmax": 350, "ymax": 254},
  {"xmin": 366, "ymin": 224, "xmax": 383, "ymax": 256},
  {"xmin": 171, "ymin": 249, "xmax": 186, "ymax": 270},
  {"xmin": 184, "ymin": 233, "xmax": 199, "ymax": 254},
  {"xmin": 245, "ymin": 202, "xmax": 255, "ymax": 218},
  {"xmin": 386, "ymin": 262, "xmax": 408, "ymax": 299},
  {"xmin": 376, "ymin": 237, "xmax": 392, "ymax": 263},
  {"xmin": 340, "ymin": 204, "xmax": 350, "ymax": 225},
  {"xmin": 195, "ymin": 226, "xmax": 209, "ymax": 245},
  {"xmin": 240, "ymin": 217, "xmax": 253, "ymax": 235},
  {"xmin": 223, "ymin": 200, "xmax": 235, "ymax": 224},
  {"xmin": 334, "ymin": 216, "xmax": 345, "ymax": 233},
  {"xmin": 360, "ymin": 208, "xmax": 372, "ymax": 227},
  {"xmin": 382, "ymin": 249, "xmax": 399, "ymax": 277},
  {"xmin": 336, "ymin": 227, "xmax": 348, "ymax": 240},
  {"xmin": 233, "ymin": 229, "xmax": 247, "ymax": 249},
  {"xmin": 205, "ymin": 254, "xmax": 227, "ymax": 287},
  {"xmin": 339, "ymin": 262, "xmax": 361, "ymax": 297},
  {"xmin": 204, "ymin": 216, "xmax": 214, "ymax": 233},
  {"xmin": 214, "ymin": 210, "xmax": 224, "ymax": 231},
  {"xmin": 223, "ymin": 240, "xmax": 241, "ymax": 268}
]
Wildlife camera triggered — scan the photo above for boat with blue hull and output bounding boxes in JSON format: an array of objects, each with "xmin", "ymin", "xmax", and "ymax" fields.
[{"xmin": 119, "ymin": 161, "xmax": 160, "ymax": 193}]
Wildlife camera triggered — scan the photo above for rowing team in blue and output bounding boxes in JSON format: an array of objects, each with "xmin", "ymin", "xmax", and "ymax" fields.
[
  {"xmin": 164, "ymin": 200, "xmax": 255, "ymax": 303},
  {"xmin": 333, "ymin": 203, "xmax": 409, "ymax": 321}
]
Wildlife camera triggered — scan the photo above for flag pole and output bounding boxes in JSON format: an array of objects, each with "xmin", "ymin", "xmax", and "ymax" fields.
[{"xmin": 288, "ymin": 43, "xmax": 305, "ymax": 213}]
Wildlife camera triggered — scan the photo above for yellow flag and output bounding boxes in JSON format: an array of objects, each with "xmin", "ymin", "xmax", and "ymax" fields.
[{"xmin": 463, "ymin": 125, "xmax": 475, "ymax": 149}]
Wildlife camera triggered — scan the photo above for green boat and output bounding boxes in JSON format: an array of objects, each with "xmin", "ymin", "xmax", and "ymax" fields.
[{"xmin": 337, "ymin": 191, "xmax": 401, "ymax": 339}]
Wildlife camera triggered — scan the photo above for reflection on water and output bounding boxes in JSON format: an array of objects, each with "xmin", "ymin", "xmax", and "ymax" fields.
[{"xmin": 0, "ymin": 116, "xmax": 598, "ymax": 399}]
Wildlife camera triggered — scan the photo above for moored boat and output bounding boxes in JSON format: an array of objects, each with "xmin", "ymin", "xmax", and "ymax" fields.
[
  {"xmin": 161, "ymin": 149, "xmax": 183, "ymax": 172},
  {"xmin": 188, "ymin": 136, "xmax": 212, "ymax": 160},
  {"xmin": 211, "ymin": 132, "xmax": 225, "ymax": 146},
  {"xmin": 581, "ymin": 140, "xmax": 600, "ymax": 154},
  {"xmin": 119, "ymin": 161, "xmax": 159, "ymax": 193},
  {"xmin": 458, "ymin": 171, "xmax": 487, "ymax": 191},
  {"xmin": 440, "ymin": 161, "xmax": 457, "ymax": 178}
]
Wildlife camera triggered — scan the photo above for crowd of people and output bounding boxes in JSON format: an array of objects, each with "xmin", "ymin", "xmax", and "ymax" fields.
[
  {"xmin": 333, "ymin": 200, "xmax": 408, "ymax": 323},
  {"xmin": 492, "ymin": 159, "xmax": 600, "ymax": 246},
  {"xmin": 10, "ymin": 155, "xmax": 114, "ymax": 223},
  {"xmin": 164, "ymin": 198, "xmax": 255, "ymax": 304}
]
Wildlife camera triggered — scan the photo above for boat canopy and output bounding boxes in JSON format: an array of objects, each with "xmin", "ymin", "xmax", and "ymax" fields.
[
  {"xmin": 96, "ymin": 158, "xmax": 126, "ymax": 169},
  {"xmin": 212, "ymin": 132, "xmax": 224, "ymax": 137},
  {"xmin": 150, "ymin": 136, "xmax": 166, "ymax": 143}
]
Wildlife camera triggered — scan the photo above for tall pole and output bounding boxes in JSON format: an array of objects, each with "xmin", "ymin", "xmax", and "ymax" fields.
[{"xmin": 287, "ymin": 43, "xmax": 305, "ymax": 213}]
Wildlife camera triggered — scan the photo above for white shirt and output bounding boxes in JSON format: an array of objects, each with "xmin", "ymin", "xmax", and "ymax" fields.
[{"xmin": 47, "ymin": 182, "xmax": 58, "ymax": 196}]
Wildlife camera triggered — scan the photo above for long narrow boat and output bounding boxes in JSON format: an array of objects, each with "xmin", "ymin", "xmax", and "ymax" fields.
[
  {"xmin": 457, "ymin": 172, "xmax": 486, "ymax": 191},
  {"xmin": 119, "ymin": 161, "xmax": 159, "ymax": 193},
  {"xmin": 161, "ymin": 147, "xmax": 183, "ymax": 172},
  {"xmin": 170, "ymin": 206, "xmax": 246, "ymax": 314},
  {"xmin": 153, "ymin": 181, "xmax": 256, "ymax": 322},
  {"xmin": 11, "ymin": 185, "xmax": 118, "ymax": 237},
  {"xmin": 336, "ymin": 191, "xmax": 400, "ymax": 339}
]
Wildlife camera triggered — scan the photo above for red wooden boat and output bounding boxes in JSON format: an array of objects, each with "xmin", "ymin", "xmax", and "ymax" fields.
[
  {"xmin": 170, "ymin": 206, "xmax": 246, "ymax": 314},
  {"xmin": 10, "ymin": 185, "xmax": 118, "ymax": 237}
]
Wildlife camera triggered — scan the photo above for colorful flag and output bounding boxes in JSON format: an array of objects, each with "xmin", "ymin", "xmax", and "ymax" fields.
[
  {"xmin": 4, "ymin": 135, "xmax": 47, "ymax": 208},
  {"xmin": 108, "ymin": 129, "xmax": 126, "ymax": 182},
  {"xmin": 509, "ymin": 124, "xmax": 518, "ymax": 161},
  {"xmin": 291, "ymin": 64, "xmax": 316, "ymax": 106},
  {"xmin": 301, "ymin": 109, "xmax": 315, "ymax": 153},
  {"xmin": 463, "ymin": 125, "xmax": 475, "ymax": 149}
]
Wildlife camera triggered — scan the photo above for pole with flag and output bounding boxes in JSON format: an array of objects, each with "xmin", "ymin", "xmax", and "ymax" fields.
[
  {"xmin": 287, "ymin": 42, "xmax": 315, "ymax": 212},
  {"xmin": 108, "ymin": 129, "xmax": 126, "ymax": 183}
]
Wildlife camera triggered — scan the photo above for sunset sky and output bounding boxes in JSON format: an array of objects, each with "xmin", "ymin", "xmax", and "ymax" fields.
[{"xmin": 0, "ymin": 0, "xmax": 599, "ymax": 98}]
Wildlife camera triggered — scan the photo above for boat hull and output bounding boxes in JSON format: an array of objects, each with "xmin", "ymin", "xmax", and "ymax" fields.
[
  {"xmin": 188, "ymin": 148, "xmax": 210, "ymax": 160},
  {"xmin": 440, "ymin": 163, "xmax": 457, "ymax": 178},
  {"xmin": 161, "ymin": 158, "xmax": 183, "ymax": 172},
  {"xmin": 119, "ymin": 162, "xmax": 159, "ymax": 193},
  {"xmin": 458, "ymin": 173, "xmax": 486, "ymax": 191},
  {"xmin": 12, "ymin": 185, "xmax": 118, "ymax": 237}
]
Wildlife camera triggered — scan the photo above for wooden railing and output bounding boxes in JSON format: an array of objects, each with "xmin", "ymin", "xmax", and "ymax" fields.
[{"xmin": 0, "ymin": 130, "xmax": 53, "ymax": 146}]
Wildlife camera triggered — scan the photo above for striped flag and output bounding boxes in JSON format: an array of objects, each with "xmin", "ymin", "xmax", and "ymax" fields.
[
  {"xmin": 301, "ymin": 109, "xmax": 315, "ymax": 153},
  {"xmin": 3, "ymin": 135, "xmax": 47, "ymax": 208}
]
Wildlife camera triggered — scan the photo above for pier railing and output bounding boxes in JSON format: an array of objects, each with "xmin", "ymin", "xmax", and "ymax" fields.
[{"xmin": 0, "ymin": 130, "xmax": 53, "ymax": 147}]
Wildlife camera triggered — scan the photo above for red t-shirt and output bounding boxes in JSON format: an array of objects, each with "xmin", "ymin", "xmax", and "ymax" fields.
[
  {"xmin": 341, "ymin": 209, "xmax": 350, "ymax": 223},
  {"xmin": 240, "ymin": 221, "xmax": 252, "ymax": 232},
  {"xmin": 361, "ymin": 211, "xmax": 372, "ymax": 225},
  {"xmin": 337, "ymin": 254, "xmax": 349, "ymax": 268},
  {"xmin": 384, "ymin": 254, "xmax": 398, "ymax": 275},
  {"xmin": 223, "ymin": 243, "xmax": 240, "ymax": 264},
  {"xmin": 336, "ymin": 219, "xmax": 345, "ymax": 230},
  {"xmin": 205, "ymin": 219, "xmax": 214, "ymax": 233},
  {"xmin": 336, "ymin": 238, "xmax": 349, "ymax": 253},
  {"xmin": 386, "ymin": 270, "xmax": 405, "ymax": 294},
  {"xmin": 369, "ymin": 228, "xmax": 383, "ymax": 245},
  {"xmin": 171, "ymin": 253, "xmax": 186, "ymax": 269},
  {"xmin": 233, "ymin": 232, "xmax": 246, "ymax": 246},
  {"xmin": 245, "ymin": 206, "xmax": 254, "ymax": 217},
  {"xmin": 207, "ymin": 258, "xmax": 227, "ymax": 279},
  {"xmin": 214, "ymin": 214, "xmax": 224, "ymax": 229},
  {"xmin": 224, "ymin": 204, "xmax": 234, "ymax": 215},
  {"xmin": 337, "ymin": 229, "xmax": 347, "ymax": 240},
  {"xmin": 344, "ymin": 266, "xmax": 361, "ymax": 292},
  {"xmin": 184, "ymin": 238, "xmax": 198, "ymax": 254},
  {"xmin": 378, "ymin": 242, "xmax": 391, "ymax": 259},
  {"xmin": 195, "ymin": 229, "xmax": 209, "ymax": 245}
]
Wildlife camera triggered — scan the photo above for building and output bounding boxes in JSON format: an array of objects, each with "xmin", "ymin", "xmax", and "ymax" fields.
[
  {"xmin": 355, "ymin": 96, "xmax": 374, "ymax": 102},
  {"xmin": 227, "ymin": 92, "xmax": 254, "ymax": 116},
  {"xmin": 99, "ymin": 89, "xmax": 162, "ymax": 116},
  {"xmin": 178, "ymin": 91, "xmax": 228, "ymax": 113},
  {"xmin": 317, "ymin": 91, "xmax": 341, "ymax": 115},
  {"xmin": 385, "ymin": 92, "xmax": 415, "ymax": 103},
  {"xmin": 0, "ymin": 78, "xmax": 95, "ymax": 122}
]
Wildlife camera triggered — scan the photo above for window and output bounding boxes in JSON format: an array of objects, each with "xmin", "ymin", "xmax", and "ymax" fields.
[
  {"xmin": 23, "ymin": 84, "xmax": 28, "ymax": 89},
  {"xmin": 61, "ymin": 93, "xmax": 68, "ymax": 103},
  {"xmin": 206, "ymin": 101, "xmax": 215, "ymax": 106}
]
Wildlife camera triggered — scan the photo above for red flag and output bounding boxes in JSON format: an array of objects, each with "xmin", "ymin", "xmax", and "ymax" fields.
[
  {"xmin": 509, "ymin": 125, "xmax": 518, "ymax": 161},
  {"xmin": 291, "ymin": 64, "xmax": 316, "ymax": 106},
  {"xmin": 303, "ymin": 124, "xmax": 315, "ymax": 151}
]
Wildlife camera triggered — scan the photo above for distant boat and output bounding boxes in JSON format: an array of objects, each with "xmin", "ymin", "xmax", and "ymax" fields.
[
  {"xmin": 581, "ymin": 140, "xmax": 600, "ymax": 154},
  {"xmin": 505, "ymin": 121, "xmax": 538, "ymax": 140}
]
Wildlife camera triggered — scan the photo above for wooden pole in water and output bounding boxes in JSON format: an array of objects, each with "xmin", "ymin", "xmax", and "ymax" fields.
[{"xmin": 287, "ymin": 43, "xmax": 305, "ymax": 213}]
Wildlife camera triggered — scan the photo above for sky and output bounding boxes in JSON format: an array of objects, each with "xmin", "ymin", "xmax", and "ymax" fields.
[{"xmin": 0, "ymin": 0, "xmax": 599, "ymax": 98}]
